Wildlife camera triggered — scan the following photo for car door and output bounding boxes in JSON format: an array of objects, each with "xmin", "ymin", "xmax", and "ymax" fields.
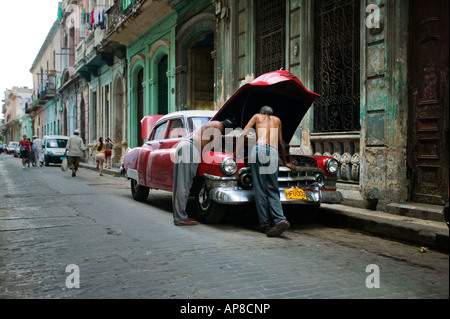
[{"xmin": 148, "ymin": 118, "xmax": 187, "ymax": 190}]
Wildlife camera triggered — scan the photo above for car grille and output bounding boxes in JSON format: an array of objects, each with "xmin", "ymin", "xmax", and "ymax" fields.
[{"xmin": 238, "ymin": 166, "xmax": 324, "ymax": 189}]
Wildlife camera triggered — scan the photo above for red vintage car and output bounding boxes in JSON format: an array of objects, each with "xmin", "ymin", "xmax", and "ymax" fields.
[{"xmin": 122, "ymin": 70, "xmax": 343, "ymax": 223}]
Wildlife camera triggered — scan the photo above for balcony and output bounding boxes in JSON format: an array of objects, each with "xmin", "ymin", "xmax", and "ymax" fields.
[
  {"xmin": 106, "ymin": 0, "xmax": 172, "ymax": 46},
  {"xmin": 39, "ymin": 74, "xmax": 57, "ymax": 101},
  {"xmin": 75, "ymin": 27, "xmax": 109, "ymax": 81}
]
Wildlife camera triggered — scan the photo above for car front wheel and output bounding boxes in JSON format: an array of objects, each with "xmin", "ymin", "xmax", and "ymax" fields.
[
  {"xmin": 131, "ymin": 179, "xmax": 149, "ymax": 202},
  {"xmin": 193, "ymin": 179, "xmax": 226, "ymax": 224}
]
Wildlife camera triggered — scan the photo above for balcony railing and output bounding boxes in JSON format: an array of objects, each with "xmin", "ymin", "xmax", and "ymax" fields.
[
  {"xmin": 39, "ymin": 74, "xmax": 57, "ymax": 101},
  {"xmin": 106, "ymin": 0, "xmax": 146, "ymax": 37}
]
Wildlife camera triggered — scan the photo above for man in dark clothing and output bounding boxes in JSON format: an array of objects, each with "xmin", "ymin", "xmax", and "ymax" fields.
[{"xmin": 239, "ymin": 106, "xmax": 296, "ymax": 237}]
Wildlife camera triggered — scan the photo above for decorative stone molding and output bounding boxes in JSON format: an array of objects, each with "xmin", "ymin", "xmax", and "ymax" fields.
[{"xmin": 309, "ymin": 133, "xmax": 360, "ymax": 183}]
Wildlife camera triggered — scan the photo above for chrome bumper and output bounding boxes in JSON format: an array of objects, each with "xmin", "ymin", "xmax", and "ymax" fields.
[
  {"xmin": 203, "ymin": 173, "xmax": 341, "ymax": 206},
  {"xmin": 209, "ymin": 187, "xmax": 321, "ymax": 205},
  {"xmin": 321, "ymin": 190, "xmax": 343, "ymax": 204}
]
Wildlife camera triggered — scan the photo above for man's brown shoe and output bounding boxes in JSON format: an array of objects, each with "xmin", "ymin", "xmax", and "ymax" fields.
[
  {"xmin": 174, "ymin": 218, "xmax": 198, "ymax": 226},
  {"xmin": 266, "ymin": 220, "xmax": 290, "ymax": 237}
]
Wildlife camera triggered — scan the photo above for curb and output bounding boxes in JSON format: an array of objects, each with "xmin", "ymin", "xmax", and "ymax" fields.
[
  {"xmin": 78, "ymin": 163, "xmax": 125, "ymax": 177},
  {"xmin": 320, "ymin": 204, "xmax": 449, "ymax": 252}
]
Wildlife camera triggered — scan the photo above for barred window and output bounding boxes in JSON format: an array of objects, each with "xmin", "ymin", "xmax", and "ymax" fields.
[
  {"xmin": 255, "ymin": 0, "xmax": 286, "ymax": 76},
  {"xmin": 314, "ymin": 0, "xmax": 361, "ymax": 133}
]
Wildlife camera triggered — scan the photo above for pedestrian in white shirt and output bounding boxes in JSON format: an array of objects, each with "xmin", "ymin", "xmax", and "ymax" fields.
[
  {"xmin": 32, "ymin": 135, "xmax": 44, "ymax": 167},
  {"xmin": 64, "ymin": 129, "xmax": 86, "ymax": 177}
]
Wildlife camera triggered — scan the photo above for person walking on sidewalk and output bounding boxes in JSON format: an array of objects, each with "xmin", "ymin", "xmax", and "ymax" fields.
[
  {"xmin": 19, "ymin": 134, "xmax": 31, "ymax": 168},
  {"xmin": 32, "ymin": 135, "xmax": 44, "ymax": 167},
  {"xmin": 65, "ymin": 129, "xmax": 86, "ymax": 177},
  {"xmin": 91, "ymin": 137, "xmax": 106, "ymax": 176},
  {"xmin": 28, "ymin": 138, "xmax": 36, "ymax": 167},
  {"xmin": 104, "ymin": 138, "xmax": 114, "ymax": 169},
  {"xmin": 237, "ymin": 105, "xmax": 296, "ymax": 237}
]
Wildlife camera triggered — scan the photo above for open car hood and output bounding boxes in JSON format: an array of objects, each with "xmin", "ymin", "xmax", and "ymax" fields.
[{"xmin": 211, "ymin": 70, "xmax": 320, "ymax": 142}]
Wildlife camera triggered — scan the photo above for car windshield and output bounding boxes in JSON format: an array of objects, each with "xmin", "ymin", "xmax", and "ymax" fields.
[
  {"xmin": 188, "ymin": 117, "xmax": 212, "ymax": 132},
  {"xmin": 47, "ymin": 139, "xmax": 67, "ymax": 148}
]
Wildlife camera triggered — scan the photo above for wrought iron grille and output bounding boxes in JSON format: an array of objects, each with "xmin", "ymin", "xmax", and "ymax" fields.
[
  {"xmin": 255, "ymin": 0, "xmax": 286, "ymax": 76},
  {"xmin": 314, "ymin": 0, "xmax": 361, "ymax": 133}
]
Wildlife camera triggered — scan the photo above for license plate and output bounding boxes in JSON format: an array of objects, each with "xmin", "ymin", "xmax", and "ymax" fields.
[{"xmin": 284, "ymin": 188, "xmax": 307, "ymax": 200}]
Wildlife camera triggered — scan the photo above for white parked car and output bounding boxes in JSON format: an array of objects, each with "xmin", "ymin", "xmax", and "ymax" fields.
[
  {"xmin": 42, "ymin": 135, "xmax": 69, "ymax": 166},
  {"xmin": 6, "ymin": 142, "xmax": 19, "ymax": 155}
]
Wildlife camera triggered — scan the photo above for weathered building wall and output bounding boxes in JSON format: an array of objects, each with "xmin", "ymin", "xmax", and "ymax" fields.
[
  {"xmin": 213, "ymin": 0, "xmax": 419, "ymax": 211},
  {"xmin": 360, "ymin": 0, "xmax": 409, "ymax": 210}
]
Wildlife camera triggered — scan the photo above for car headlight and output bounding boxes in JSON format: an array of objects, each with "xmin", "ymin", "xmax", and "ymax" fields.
[
  {"xmin": 325, "ymin": 158, "xmax": 339, "ymax": 174},
  {"xmin": 220, "ymin": 157, "xmax": 238, "ymax": 176}
]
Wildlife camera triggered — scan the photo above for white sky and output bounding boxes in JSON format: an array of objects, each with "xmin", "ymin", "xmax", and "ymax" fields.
[{"xmin": 0, "ymin": 0, "xmax": 60, "ymax": 119}]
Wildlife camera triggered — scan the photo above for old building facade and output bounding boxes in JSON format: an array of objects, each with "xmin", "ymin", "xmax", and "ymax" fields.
[
  {"xmin": 28, "ymin": 21, "xmax": 62, "ymax": 138},
  {"xmin": 2, "ymin": 87, "xmax": 33, "ymax": 143},
  {"xmin": 212, "ymin": 0, "xmax": 448, "ymax": 210}
]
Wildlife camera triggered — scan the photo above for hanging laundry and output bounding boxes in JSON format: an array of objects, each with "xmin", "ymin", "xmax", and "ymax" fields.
[
  {"xmin": 93, "ymin": 7, "xmax": 99, "ymax": 26},
  {"xmin": 99, "ymin": 9, "xmax": 105, "ymax": 30},
  {"xmin": 90, "ymin": 8, "xmax": 94, "ymax": 27}
]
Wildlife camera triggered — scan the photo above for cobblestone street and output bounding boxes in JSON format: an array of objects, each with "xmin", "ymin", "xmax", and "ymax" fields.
[{"xmin": 0, "ymin": 156, "xmax": 448, "ymax": 306}]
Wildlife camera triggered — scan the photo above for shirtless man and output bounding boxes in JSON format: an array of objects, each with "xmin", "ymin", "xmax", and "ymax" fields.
[
  {"xmin": 238, "ymin": 105, "xmax": 296, "ymax": 237},
  {"xmin": 172, "ymin": 117, "xmax": 236, "ymax": 226}
]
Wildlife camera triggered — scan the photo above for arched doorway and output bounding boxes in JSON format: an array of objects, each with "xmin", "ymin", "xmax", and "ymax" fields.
[
  {"xmin": 175, "ymin": 12, "xmax": 215, "ymax": 111},
  {"xmin": 113, "ymin": 76, "xmax": 125, "ymax": 165},
  {"xmin": 157, "ymin": 55, "xmax": 169, "ymax": 115},
  {"xmin": 80, "ymin": 98, "xmax": 86, "ymax": 142},
  {"xmin": 137, "ymin": 69, "xmax": 144, "ymax": 146},
  {"xmin": 63, "ymin": 105, "xmax": 68, "ymax": 136},
  {"xmin": 188, "ymin": 33, "xmax": 214, "ymax": 110}
]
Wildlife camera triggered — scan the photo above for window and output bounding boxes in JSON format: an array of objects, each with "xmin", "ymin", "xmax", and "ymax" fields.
[
  {"xmin": 187, "ymin": 116, "xmax": 212, "ymax": 133},
  {"xmin": 255, "ymin": 0, "xmax": 286, "ymax": 76},
  {"xmin": 167, "ymin": 119, "xmax": 186, "ymax": 139},
  {"xmin": 313, "ymin": 0, "xmax": 361, "ymax": 133},
  {"xmin": 152, "ymin": 122, "xmax": 168, "ymax": 141},
  {"xmin": 46, "ymin": 138, "xmax": 67, "ymax": 148}
]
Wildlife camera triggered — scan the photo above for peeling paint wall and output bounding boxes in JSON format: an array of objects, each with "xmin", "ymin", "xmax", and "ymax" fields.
[
  {"xmin": 213, "ymin": 0, "xmax": 416, "ymax": 211},
  {"xmin": 360, "ymin": 0, "xmax": 410, "ymax": 210}
]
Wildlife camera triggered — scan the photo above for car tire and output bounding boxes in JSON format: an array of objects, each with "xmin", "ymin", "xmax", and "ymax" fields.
[
  {"xmin": 44, "ymin": 156, "xmax": 50, "ymax": 166},
  {"xmin": 193, "ymin": 178, "xmax": 226, "ymax": 224},
  {"xmin": 131, "ymin": 179, "xmax": 149, "ymax": 202}
]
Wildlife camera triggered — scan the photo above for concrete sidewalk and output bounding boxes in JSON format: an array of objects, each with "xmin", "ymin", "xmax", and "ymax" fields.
[
  {"xmin": 79, "ymin": 162, "xmax": 449, "ymax": 252},
  {"xmin": 319, "ymin": 203, "xmax": 449, "ymax": 252}
]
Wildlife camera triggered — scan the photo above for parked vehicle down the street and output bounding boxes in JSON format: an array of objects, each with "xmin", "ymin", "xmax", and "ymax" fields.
[
  {"xmin": 13, "ymin": 144, "xmax": 21, "ymax": 158},
  {"xmin": 122, "ymin": 70, "xmax": 343, "ymax": 224},
  {"xmin": 42, "ymin": 135, "xmax": 69, "ymax": 166},
  {"xmin": 6, "ymin": 142, "xmax": 19, "ymax": 155}
]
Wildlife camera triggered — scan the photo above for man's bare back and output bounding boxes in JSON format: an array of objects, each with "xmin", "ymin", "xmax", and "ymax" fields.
[
  {"xmin": 251, "ymin": 113, "xmax": 282, "ymax": 148},
  {"xmin": 239, "ymin": 107, "xmax": 296, "ymax": 172}
]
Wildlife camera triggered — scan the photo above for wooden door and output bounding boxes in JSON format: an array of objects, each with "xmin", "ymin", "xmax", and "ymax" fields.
[
  {"xmin": 189, "ymin": 33, "xmax": 214, "ymax": 111},
  {"xmin": 408, "ymin": 0, "xmax": 449, "ymax": 205}
]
